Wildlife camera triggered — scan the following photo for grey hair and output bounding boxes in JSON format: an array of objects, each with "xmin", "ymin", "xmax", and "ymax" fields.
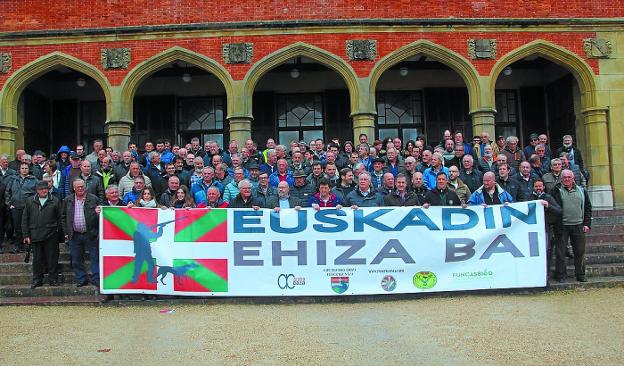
[
  {"xmin": 105, "ymin": 184, "xmax": 119, "ymax": 194},
  {"xmin": 237, "ymin": 179, "xmax": 251, "ymax": 189},
  {"xmin": 506, "ymin": 136, "xmax": 519, "ymax": 144}
]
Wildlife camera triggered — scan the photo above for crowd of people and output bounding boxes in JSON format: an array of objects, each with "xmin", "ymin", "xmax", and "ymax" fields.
[{"xmin": 0, "ymin": 129, "xmax": 592, "ymax": 290}]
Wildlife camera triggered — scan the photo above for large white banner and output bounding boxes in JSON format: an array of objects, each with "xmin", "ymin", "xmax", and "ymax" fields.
[{"xmin": 99, "ymin": 201, "xmax": 546, "ymax": 296}]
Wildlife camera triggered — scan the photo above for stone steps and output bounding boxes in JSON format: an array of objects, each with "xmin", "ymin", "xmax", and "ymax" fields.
[
  {"xmin": 0, "ymin": 272, "xmax": 78, "ymax": 285},
  {"xmin": 0, "ymin": 283, "xmax": 99, "ymax": 298}
]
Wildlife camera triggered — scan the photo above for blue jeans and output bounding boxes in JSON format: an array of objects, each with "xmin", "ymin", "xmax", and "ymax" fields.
[{"xmin": 69, "ymin": 232, "xmax": 99, "ymax": 284}]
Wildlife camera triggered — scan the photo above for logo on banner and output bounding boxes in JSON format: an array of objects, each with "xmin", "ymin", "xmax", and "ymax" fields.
[
  {"xmin": 380, "ymin": 275, "xmax": 397, "ymax": 292},
  {"xmin": 331, "ymin": 276, "xmax": 349, "ymax": 294},
  {"xmin": 413, "ymin": 271, "xmax": 437, "ymax": 289},
  {"xmin": 452, "ymin": 269, "xmax": 494, "ymax": 281},
  {"xmin": 277, "ymin": 274, "xmax": 306, "ymax": 289}
]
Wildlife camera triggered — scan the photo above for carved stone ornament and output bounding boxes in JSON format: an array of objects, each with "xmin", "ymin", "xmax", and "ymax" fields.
[
  {"xmin": 346, "ymin": 40, "xmax": 377, "ymax": 61},
  {"xmin": 0, "ymin": 52, "xmax": 11, "ymax": 74},
  {"xmin": 223, "ymin": 43, "xmax": 253, "ymax": 64},
  {"xmin": 100, "ymin": 48, "xmax": 131, "ymax": 70},
  {"xmin": 467, "ymin": 39, "xmax": 497, "ymax": 59},
  {"xmin": 583, "ymin": 38, "xmax": 612, "ymax": 59}
]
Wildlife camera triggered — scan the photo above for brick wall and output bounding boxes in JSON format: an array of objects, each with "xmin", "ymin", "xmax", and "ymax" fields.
[
  {"xmin": 1, "ymin": 0, "xmax": 621, "ymax": 32},
  {"xmin": 0, "ymin": 31, "xmax": 599, "ymax": 90}
]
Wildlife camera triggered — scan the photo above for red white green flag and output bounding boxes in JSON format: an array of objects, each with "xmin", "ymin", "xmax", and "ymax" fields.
[
  {"xmin": 170, "ymin": 259, "xmax": 228, "ymax": 292},
  {"xmin": 102, "ymin": 256, "xmax": 158, "ymax": 290},
  {"xmin": 174, "ymin": 209, "xmax": 227, "ymax": 242},
  {"xmin": 102, "ymin": 207, "xmax": 159, "ymax": 241}
]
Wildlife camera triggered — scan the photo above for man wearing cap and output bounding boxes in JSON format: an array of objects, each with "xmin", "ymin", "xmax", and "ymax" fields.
[
  {"xmin": 290, "ymin": 169, "xmax": 315, "ymax": 207},
  {"xmin": 370, "ymin": 157, "xmax": 387, "ymax": 189},
  {"xmin": 246, "ymin": 161, "xmax": 261, "ymax": 188},
  {"xmin": 524, "ymin": 133, "xmax": 540, "ymax": 159},
  {"xmin": 22, "ymin": 180, "xmax": 63, "ymax": 288},
  {"xmin": 61, "ymin": 151, "xmax": 83, "ymax": 199}
]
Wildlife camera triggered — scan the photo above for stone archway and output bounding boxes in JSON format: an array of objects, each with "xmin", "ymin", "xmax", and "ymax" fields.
[
  {"xmin": 490, "ymin": 39, "xmax": 611, "ymax": 208},
  {"xmin": 0, "ymin": 52, "xmax": 111, "ymax": 154}
]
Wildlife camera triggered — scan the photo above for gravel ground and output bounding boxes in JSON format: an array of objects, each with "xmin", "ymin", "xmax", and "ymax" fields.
[{"xmin": 2, "ymin": 288, "xmax": 623, "ymax": 365}]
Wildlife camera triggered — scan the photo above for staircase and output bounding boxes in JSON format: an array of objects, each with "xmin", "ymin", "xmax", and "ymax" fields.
[
  {"xmin": 0, "ymin": 245, "xmax": 101, "ymax": 305},
  {"xmin": 2, "ymin": 210, "xmax": 624, "ymax": 304}
]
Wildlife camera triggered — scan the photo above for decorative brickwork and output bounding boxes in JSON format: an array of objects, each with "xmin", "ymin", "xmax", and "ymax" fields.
[
  {"xmin": 583, "ymin": 38, "xmax": 613, "ymax": 59},
  {"xmin": 467, "ymin": 39, "xmax": 497, "ymax": 59},
  {"xmin": 222, "ymin": 43, "xmax": 253, "ymax": 64},
  {"xmin": 346, "ymin": 40, "xmax": 376, "ymax": 61},
  {"xmin": 0, "ymin": 53, "xmax": 10, "ymax": 73},
  {"xmin": 101, "ymin": 48, "xmax": 130, "ymax": 70}
]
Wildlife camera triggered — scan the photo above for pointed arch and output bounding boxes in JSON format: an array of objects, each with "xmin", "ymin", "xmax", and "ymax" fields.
[
  {"xmin": 120, "ymin": 46, "xmax": 234, "ymax": 119},
  {"xmin": 242, "ymin": 42, "xmax": 359, "ymax": 117},
  {"xmin": 369, "ymin": 40, "xmax": 482, "ymax": 112},
  {"xmin": 489, "ymin": 40, "xmax": 598, "ymax": 108},
  {"xmin": 0, "ymin": 52, "xmax": 111, "ymax": 128}
]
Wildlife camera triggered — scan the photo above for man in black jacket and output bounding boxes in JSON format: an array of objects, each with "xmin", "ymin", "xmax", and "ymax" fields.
[
  {"xmin": 229, "ymin": 180, "xmax": 261, "ymax": 209},
  {"xmin": 497, "ymin": 164, "xmax": 523, "ymax": 201},
  {"xmin": 384, "ymin": 174, "xmax": 421, "ymax": 206},
  {"xmin": 529, "ymin": 179, "xmax": 562, "ymax": 279},
  {"xmin": 551, "ymin": 170, "xmax": 592, "ymax": 283},
  {"xmin": 22, "ymin": 181, "xmax": 63, "ymax": 288},
  {"xmin": 62, "ymin": 179, "xmax": 101, "ymax": 287},
  {"xmin": 423, "ymin": 172, "xmax": 463, "ymax": 207},
  {"xmin": 266, "ymin": 181, "xmax": 302, "ymax": 210}
]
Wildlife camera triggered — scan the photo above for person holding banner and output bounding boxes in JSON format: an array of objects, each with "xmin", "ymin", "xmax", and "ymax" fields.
[
  {"xmin": 384, "ymin": 173, "xmax": 421, "ymax": 206},
  {"xmin": 345, "ymin": 172, "xmax": 384, "ymax": 208},
  {"xmin": 266, "ymin": 181, "xmax": 302, "ymax": 211},
  {"xmin": 228, "ymin": 180, "xmax": 261, "ymax": 210},
  {"xmin": 310, "ymin": 178, "xmax": 343, "ymax": 209},
  {"xmin": 467, "ymin": 172, "xmax": 513, "ymax": 206},
  {"xmin": 423, "ymin": 172, "xmax": 463, "ymax": 207}
]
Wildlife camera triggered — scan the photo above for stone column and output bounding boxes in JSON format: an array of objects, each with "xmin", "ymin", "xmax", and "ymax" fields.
[
  {"xmin": 352, "ymin": 113, "xmax": 376, "ymax": 143},
  {"xmin": 106, "ymin": 120, "xmax": 133, "ymax": 153},
  {"xmin": 228, "ymin": 116, "xmax": 252, "ymax": 144},
  {"xmin": 583, "ymin": 107, "xmax": 613, "ymax": 209},
  {"xmin": 0, "ymin": 124, "xmax": 16, "ymax": 156},
  {"xmin": 470, "ymin": 107, "xmax": 496, "ymax": 138}
]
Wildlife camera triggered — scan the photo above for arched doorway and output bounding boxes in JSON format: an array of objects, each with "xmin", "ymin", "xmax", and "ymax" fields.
[
  {"xmin": 375, "ymin": 55, "xmax": 471, "ymax": 145},
  {"xmin": 19, "ymin": 68, "xmax": 106, "ymax": 154},
  {"xmin": 251, "ymin": 56, "xmax": 352, "ymax": 146},
  {"xmin": 132, "ymin": 61, "xmax": 227, "ymax": 147},
  {"xmin": 493, "ymin": 57, "xmax": 582, "ymax": 152}
]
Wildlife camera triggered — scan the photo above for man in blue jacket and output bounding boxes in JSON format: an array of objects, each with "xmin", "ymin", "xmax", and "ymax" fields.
[{"xmin": 467, "ymin": 171, "xmax": 513, "ymax": 206}]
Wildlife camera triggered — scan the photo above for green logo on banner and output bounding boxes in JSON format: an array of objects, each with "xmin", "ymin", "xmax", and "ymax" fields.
[{"xmin": 413, "ymin": 271, "xmax": 437, "ymax": 289}]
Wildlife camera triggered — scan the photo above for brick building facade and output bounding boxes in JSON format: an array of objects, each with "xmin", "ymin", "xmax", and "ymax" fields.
[{"xmin": 0, "ymin": 1, "xmax": 622, "ymax": 207}]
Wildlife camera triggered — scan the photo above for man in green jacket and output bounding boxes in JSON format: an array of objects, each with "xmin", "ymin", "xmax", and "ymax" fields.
[{"xmin": 22, "ymin": 181, "xmax": 63, "ymax": 288}]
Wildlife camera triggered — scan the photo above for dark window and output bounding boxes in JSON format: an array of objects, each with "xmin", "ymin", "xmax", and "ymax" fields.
[
  {"xmin": 133, "ymin": 95, "xmax": 175, "ymax": 148},
  {"xmin": 80, "ymin": 101, "xmax": 106, "ymax": 149},
  {"xmin": 178, "ymin": 97, "xmax": 226, "ymax": 147},
  {"xmin": 376, "ymin": 91, "xmax": 424, "ymax": 143},
  {"xmin": 276, "ymin": 94, "xmax": 324, "ymax": 144},
  {"xmin": 495, "ymin": 90, "xmax": 519, "ymax": 138}
]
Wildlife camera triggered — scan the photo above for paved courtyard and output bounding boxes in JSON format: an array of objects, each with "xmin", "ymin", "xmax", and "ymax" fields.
[{"xmin": 2, "ymin": 288, "xmax": 623, "ymax": 365}]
